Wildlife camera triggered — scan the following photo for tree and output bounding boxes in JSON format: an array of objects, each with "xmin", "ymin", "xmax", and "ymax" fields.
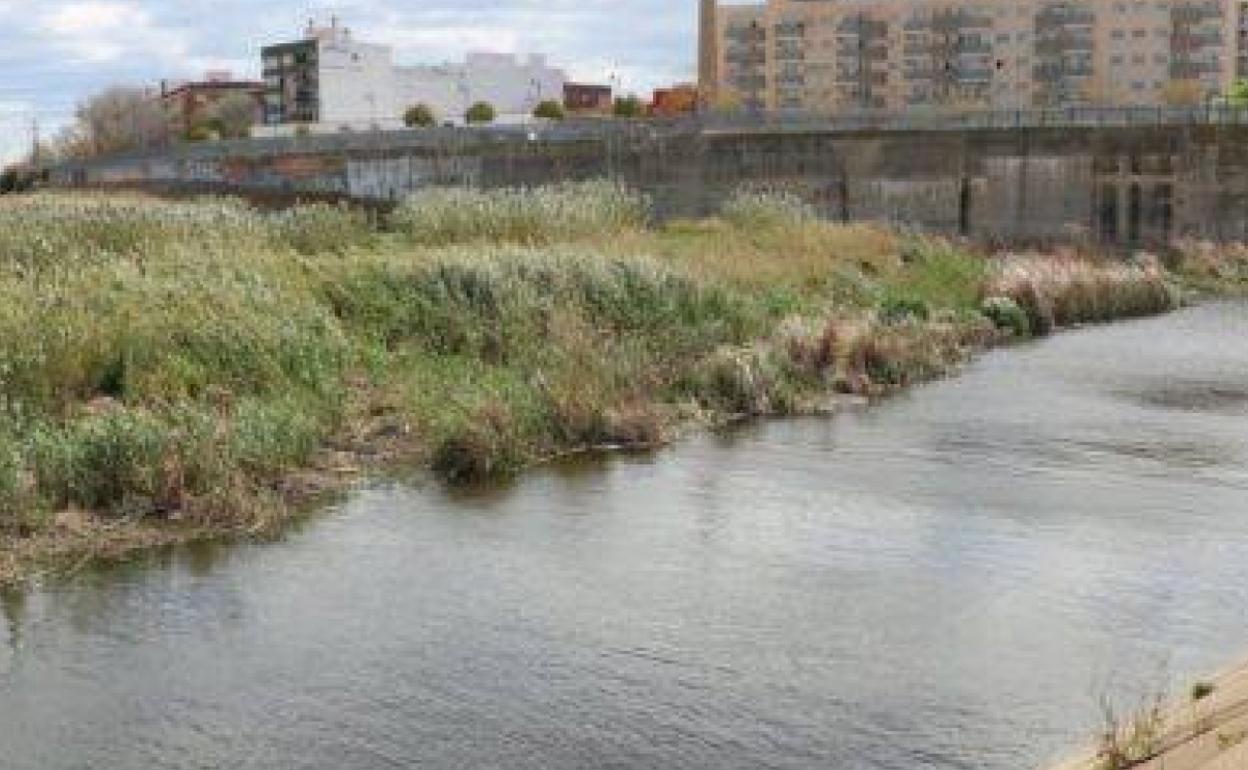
[
  {"xmin": 208, "ymin": 93, "xmax": 259, "ymax": 139},
  {"xmin": 711, "ymin": 92, "xmax": 744, "ymax": 114},
  {"xmin": 404, "ymin": 103, "xmax": 436, "ymax": 128},
  {"xmin": 1080, "ymin": 71, "xmax": 1127, "ymax": 106},
  {"xmin": 185, "ymin": 125, "xmax": 214, "ymax": 142},
  {"xmin": 73, "ymin": 86, "xmax": 172, "ymax": 157},
  {"xmin": 45, "ymin": 124, "xmax": 91, "ymax": 162},
  {"xmin": 532, "ymin": 100, "xmax": 565, "ymax": 121},
  {"xmin": 613, "ymin": 95, "xmax": 645, "ymax": 118},
  {"xmin": 1, "ymin": 167, "xmax": 24, "ymax": 194},
  {"xmin": 1227, "ymin": 80, "xmax": 1248, "ymax": 108},
  {"xmin": 465, "ymin": 102, "xmax": 496, "ymax": 124},
  {"xmin": 1161, "ymin": 79, "xmax": 1205, "ymax": 107}
]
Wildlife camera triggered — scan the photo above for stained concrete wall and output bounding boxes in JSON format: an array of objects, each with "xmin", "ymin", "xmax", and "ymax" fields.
[{"xmin": 51, "ymin": 124, "xmax": 1248, "ymax": 245}]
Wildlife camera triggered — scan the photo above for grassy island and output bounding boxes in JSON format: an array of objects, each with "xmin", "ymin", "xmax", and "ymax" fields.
[{"xmin": 0, "ymin": 183, "xmax": 1241, "ymax": 584}]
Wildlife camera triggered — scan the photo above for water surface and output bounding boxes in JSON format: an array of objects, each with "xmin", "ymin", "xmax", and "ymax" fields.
[{"xmin": 2, "ymin": 303, "xmax": 1247, "ymax": 770}]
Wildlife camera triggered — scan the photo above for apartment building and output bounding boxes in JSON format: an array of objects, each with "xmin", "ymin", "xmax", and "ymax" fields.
[
  {"xmin": 261, "ymin": 19, "xmax": 567, "ymax": 131},
  {"xmin": 699, "ymin": 0, "xmax": 1246, "ymax": 111}
]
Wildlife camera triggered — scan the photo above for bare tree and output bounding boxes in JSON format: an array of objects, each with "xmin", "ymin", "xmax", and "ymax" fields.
[
  {"xmin": 74, "ymin": 86, "xmax": 172, "ymax": 157},
  {"xmin": 1160, "ymin": 79, "xmax": 1205, "ymax": 107},
  {"xmin": 208, "ymin": 93, "xmax": 260, "ymax": 139},
  {"xmin": 1081, "ymin": 71, "xmax": 1128, "ymax": 106},
  {"xmin": 47, "ymin": 124, "xmax": 92, "ymax": 162}
]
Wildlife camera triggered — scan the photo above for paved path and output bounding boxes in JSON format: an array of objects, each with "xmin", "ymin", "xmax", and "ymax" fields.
[{"xmin": 1049, "ymin": 660, "xmax": 1248, "ymax": 770}]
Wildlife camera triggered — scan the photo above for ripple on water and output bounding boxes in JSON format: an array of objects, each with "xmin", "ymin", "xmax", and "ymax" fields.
[
  {"xmin": 1, "ymin": 303, "xmax": 1247, "ymax": 770},
  {"xmin": 1068, "ymin": 436, "xmax": 1239, "ymax": 471},
  {"xmin": 1119, "ymin": 380, "xmax": 1248, "ymax": 416}
]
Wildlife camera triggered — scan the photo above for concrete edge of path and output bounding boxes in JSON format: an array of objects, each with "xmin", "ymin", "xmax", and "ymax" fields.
[{"xmin": 1044, "ymin": 658, "xmax": 1248, "ymax": 770}]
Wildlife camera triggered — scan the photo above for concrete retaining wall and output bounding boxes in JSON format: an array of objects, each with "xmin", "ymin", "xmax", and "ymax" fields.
[{"xmin": 50, "ymin": 123, "xmax": 1248, "ymax": 245}]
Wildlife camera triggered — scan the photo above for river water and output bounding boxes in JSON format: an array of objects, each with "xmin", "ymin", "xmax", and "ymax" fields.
[{"xmin": 2, "ymin": 303, "xmax": 1246, "ymax": 770}]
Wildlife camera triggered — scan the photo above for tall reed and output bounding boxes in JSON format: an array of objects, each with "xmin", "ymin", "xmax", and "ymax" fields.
[{"xmin": 390, "ymin": 180, "xmax": 648, "ymax": 245}]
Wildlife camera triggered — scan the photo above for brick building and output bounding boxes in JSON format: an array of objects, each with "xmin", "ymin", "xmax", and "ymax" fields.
[
  {"xmin": 160, "ymin": 73, "xmax": 265, "ymax": 136},
  {"xmin": 563, "ymin": 82, "xmax": 614, "ymax": 114},
  {"xmin": 650, "ymin": 84, "xmax": 700, "ymax": 116}
]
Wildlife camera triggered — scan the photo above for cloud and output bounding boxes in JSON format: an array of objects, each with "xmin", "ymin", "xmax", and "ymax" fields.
[
  {"xmin": 1, "ymin": 0, "xmax": 697, "ymax": 164},
  {"xmin": 41, "ymin": 1, "xmax": 189, "ymax": 64}
]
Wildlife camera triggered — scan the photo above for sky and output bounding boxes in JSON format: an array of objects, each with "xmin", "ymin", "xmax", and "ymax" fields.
[{"xmin": 0, "ymin": 0, "xmax": 703, "ymax": 163}]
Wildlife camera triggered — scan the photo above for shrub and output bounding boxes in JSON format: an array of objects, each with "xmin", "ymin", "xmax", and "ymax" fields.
[
  {"xmin": 613, "ymin": 95, "xmax": 645, "ymax": 118},
  {"xmin": 403, "ymin": 103, "xmax": 436, "ymax": 128},
  {"xmin": 0, "ymin": 168, "xmax": 34, "ymax": 195},
  {"xmin": 185, "ymin": 125, "xmax": 214, "ymax": 142},
  {"xmin": 231, "ymin": 396, "xmax": 332, "ymax": 477},
  {"xmin": 465, "ymin": 102, "xmax": 496, "ymax": 124},
  {"xmin": 887, "ymin": 240, "xmax": 989, "ymax": 312},
  {"xmin": 1010, "ymin": 279, "xmax": 1056, "ymax": 336},
  {"xmin": 1191, "ymin": 682, "xmax": 1216, "ymax": 702},
  {"xmin": 0, "ymin": 434, "xmax": 32, "ymax": 531},
  {"xmin": 532, "ymin": 100, "xmax": 565, "ymax": 120},
  {"xmin": 0, "ymin": 194, "xmax": 271, "ymax": 272},
  {"xmin": 981, "ymin": 296, "xmax": 1031, "ymax": 337},
  {"xmin": 268, "ymin": 203, "xmax": 376, "ymax": 255},
  {"xmin": 389, "ymin": 181, "xmax": 649, "ymax": 245},
  {"xmin": 1096, "ymin": 689, "xmax": 1167, "ymax": 770},
  {"xmin": 989, "ymin": 255, "xmax": 1176, "ymax": 334},
  {"xmin": 879, "ymin": 296, "xmax": 930, "ymax": 325},
  {"xmin": 31, "ymin": 410, "xmax": 168, "ymax": 513},
  {"xmin": 858, "ymin": 336, "xmax": 907, "ymax": 387},
  {"xmin": 323, "ymin": 249, "xmax": 760, "ymax": 362},
  {"xmin": 691, "ymin": 346, "xmax": 787, "ymax": 416},
  {"xmin": 780, "ymin": 318, "xmax": 839, "ymax": 374},
  {"xmin": 721, "ymin": 190, "xmax": 818, "ymax": 230},
  {"xmin": 430, "ymin": 403, "xmax": 525, "ymax": 484}
]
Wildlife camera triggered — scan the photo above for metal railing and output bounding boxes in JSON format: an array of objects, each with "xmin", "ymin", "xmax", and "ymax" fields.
[
  {"xmin": 50, "ymin": 104, "xmax": 1248, "ymax": 173},
  {"xmin": 692, "ymin": 104, "xmax": 1248, "ymax": 133}
]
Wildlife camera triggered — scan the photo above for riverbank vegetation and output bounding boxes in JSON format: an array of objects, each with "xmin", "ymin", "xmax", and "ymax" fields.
[{"xmin": 0, "ymin": 184, "xmax": 1230, "ymax": 583}]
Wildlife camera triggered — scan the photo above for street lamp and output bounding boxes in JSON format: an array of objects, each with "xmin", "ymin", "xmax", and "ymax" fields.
[{"xmin": 527, "ymin": 77, "xmax": 543, "ymax": 124}]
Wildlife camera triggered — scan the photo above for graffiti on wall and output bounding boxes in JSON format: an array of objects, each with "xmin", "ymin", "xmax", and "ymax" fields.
[{"xmin": 346, "ymin": 155, "xmax": 482, "ymax": 200}]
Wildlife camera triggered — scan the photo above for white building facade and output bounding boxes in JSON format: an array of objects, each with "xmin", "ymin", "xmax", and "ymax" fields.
[{"xmin": 262, "ymin": 21, "xmax": 567, "ymax": 132}]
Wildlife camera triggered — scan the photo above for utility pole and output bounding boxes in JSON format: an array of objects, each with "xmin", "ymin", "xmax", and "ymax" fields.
[{"xmin": 29, "ymin": 117, "xmax": 40, "ymax": 168}]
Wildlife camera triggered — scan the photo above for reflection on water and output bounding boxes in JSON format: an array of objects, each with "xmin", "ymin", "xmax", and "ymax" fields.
[
  {"xmin": 0, "ymin": 587, "xmax": 21, "ymax": 673},
  {"xmin": 1, "ymin": 303, "xmax": 1246, "ymax": 770}
]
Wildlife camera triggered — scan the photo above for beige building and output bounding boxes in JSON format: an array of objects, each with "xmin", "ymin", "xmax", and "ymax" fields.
[{"xmin": 699, "ymin": 0, "xmax": 1248, "ymax": 111}]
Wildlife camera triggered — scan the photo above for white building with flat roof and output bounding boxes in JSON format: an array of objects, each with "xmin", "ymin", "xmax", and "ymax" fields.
[{"xmin": 261, "ymin": 20, "xmax": 567, "ymax": 132}]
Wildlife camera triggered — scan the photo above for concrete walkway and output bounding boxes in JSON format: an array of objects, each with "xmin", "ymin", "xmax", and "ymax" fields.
[{"xmin": 1049, "ymin": 661, "xmax": 1248, "ymax": 770}]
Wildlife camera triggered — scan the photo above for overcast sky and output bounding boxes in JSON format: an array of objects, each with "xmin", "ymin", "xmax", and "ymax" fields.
[{"xmin": 0, "ymin": 0, "xmax": 702, "ymax": 163}]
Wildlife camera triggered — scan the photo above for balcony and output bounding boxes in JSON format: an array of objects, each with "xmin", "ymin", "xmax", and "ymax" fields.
[{"xmin": 1036, "ymin": 5, "xmax": 1095, "ymax": 28}]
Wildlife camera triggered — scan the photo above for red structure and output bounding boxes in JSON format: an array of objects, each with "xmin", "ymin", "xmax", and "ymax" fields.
[
  {"xmin": 650, "ymin": 84, "xmax": 699, "ymax": 117},
  {"xmin": 160, "ymin": 73, "xmax": 266, "ymax": 137}
]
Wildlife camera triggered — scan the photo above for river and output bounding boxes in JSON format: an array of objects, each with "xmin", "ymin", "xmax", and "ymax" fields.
[{"xmin": 2, "ymin": 302, "xmax": 1246, "ymax": 770}]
